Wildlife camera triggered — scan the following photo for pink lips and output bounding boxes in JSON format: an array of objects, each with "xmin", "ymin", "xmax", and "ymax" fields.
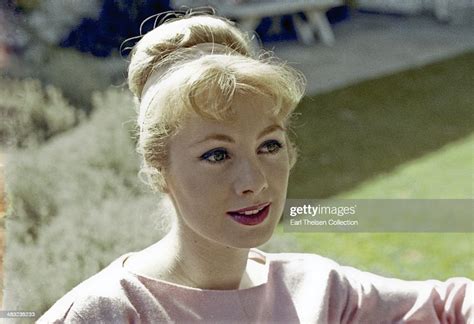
[{"xmin": 227, "ymin": 203, "xmax": 271, "ymax": 226}]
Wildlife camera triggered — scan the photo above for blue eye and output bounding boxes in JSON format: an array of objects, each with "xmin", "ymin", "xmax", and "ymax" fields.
[
  {"xmin": 200, "ymin": 148, "xmax": 229, "ymax": 164},
  {"xmin": 260, "ymin": 140, "xmax": 283, "ymax": 154}
]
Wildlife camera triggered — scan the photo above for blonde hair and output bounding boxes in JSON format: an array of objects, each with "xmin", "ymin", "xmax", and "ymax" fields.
[{"xmin": 127, "ymin": 12, "xmax": 306, "ymax": 192}]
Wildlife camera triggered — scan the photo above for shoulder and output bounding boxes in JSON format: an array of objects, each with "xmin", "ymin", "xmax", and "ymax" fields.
[
  {"xmin": 264, "ymin": 250, "xmax": 354, "ymax": 289},
  {"xmin": 37, "ymin": 254, "xmax": 140, "ymax": 323},
  {"xmin": 266, "ymin": 250, "xmax": 342, "ymax": 274},
  {"xmin": 268, "ymin": 250, "xmax": 470, "ymax": 290}
]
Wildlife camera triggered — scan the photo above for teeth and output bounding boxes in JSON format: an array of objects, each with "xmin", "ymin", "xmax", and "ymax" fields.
[
  {"xmin": 237, "ymin": 205, "xmax": 266, "ymax": 216},
  {"xmin": 239, "ymin": 210, "xmax": 259, "ymax": 215}
]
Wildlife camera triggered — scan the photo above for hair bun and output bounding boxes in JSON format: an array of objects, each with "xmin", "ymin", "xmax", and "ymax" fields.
[{"xmin": 128, "ymin": 13, "xmax": 254, "ymax": 100}]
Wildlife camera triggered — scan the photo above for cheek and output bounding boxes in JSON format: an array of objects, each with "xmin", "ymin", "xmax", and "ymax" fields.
[
  {"xmin": 169, "ymin": 159, "xmax": 228, "ymax": 198},
  {"xmin": 266, "ymin": 152, "xmax": 291, "ymax": 182},
  {"xmin": 270, "ymin": 164, "xmax": 290, "ymax": 192},
  {"xmin": 190, "ymin": 170, "xmax": 227, "ymax": 195}
]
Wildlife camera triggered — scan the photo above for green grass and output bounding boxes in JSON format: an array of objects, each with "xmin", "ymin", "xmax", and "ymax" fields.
[
  {"xmin": 338, "ymin": 133, "xmax": 474, "ymax": 199},
  {"xmin": 275, "ymin": 230, "xmax": 473, "ymax": 280},
  {"xmin": 273, "ymin": 52, "xmax": 474, "ymax": 280},
  {"xmin": 288, "ymin": 51, "xmax": 474, "ymax": 199}
]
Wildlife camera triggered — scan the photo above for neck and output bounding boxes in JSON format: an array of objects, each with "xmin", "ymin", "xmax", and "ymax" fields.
[{"xmin": 155, "ymin": 225, "xmax": 251, "ymax": 290}]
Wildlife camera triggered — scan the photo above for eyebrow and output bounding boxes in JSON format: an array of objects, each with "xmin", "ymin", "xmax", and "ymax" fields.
[{"xmin": 193, "ymin": 124, "xmax": 286, "ymax": 146}]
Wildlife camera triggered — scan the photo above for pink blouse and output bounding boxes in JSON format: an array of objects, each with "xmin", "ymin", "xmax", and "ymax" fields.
[{"xmin": 37, "ymin": 248, "xmax": 473, "ymax": 323}]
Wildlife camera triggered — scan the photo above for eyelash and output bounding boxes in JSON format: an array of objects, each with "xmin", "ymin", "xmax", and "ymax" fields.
[{"xmin": 200, "ymin": 140, "xmax": 284, "ymax": 164}]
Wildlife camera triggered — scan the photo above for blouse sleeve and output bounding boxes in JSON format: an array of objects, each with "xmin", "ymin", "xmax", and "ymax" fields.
[{"xmin": 336, "ymin": 265, "xmax": 473, "ymax": 324}]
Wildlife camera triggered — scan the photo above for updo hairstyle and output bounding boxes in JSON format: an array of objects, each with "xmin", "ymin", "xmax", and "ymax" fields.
[{"xmin": 127, "ymin": 11, "xmax": 306, "ymax": 193}]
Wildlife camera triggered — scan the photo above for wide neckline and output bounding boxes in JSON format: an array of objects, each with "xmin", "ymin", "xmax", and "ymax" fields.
[{"xmin": 120, "ymin": 248, "xmax": 271, "ymax": 293}]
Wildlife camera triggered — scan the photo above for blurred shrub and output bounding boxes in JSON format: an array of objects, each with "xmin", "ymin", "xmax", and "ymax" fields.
[
  {"xmin": 25, "ymin": 0, "xmax": 102, "ymax": 44},
  {"xmin": 4, "ymin": 195, "xmax": 163, "ymax": 316},
  {"xmin": 5, "ymin": 49, "xmax": 127, "ymax": 110},
  {"xmin": 4, "ymin": 88, "xmax": 169, "ymax": 314},
  {"xmin": 37, "ymin": 50, "xmax": 126, "ymax": 109},
  {"xmin": 3, "ymin": 0, "xmax": 124, "ymax": 109},
  {"xmin": 5, "ymin": 89, "xmax": 140, "ymax": 243},
  {"xmin": 0, "ymin": 77, "xmax": 81, "ymax": 148}
]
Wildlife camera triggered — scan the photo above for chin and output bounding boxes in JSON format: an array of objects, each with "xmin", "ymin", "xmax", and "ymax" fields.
[
  {"xmin": 226, "ymin": 228, "xmax": 275, "ymax": 249},
  {"xmin": 237, "ymin": 217, "xmax": 281, "ymax": 248}
]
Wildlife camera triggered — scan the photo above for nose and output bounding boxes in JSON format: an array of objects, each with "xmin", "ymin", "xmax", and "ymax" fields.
[{"xmin": 233, "ymin": 158, "xmax": 268, "ymax": 196}]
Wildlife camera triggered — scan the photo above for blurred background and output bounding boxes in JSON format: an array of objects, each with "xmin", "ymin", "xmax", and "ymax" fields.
[{"xmin": 0, "ymin": 0, "xmax": 473, "ymax": 318}]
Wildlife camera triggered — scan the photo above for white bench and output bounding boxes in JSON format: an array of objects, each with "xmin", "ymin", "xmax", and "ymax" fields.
[{"xmin": 172, "ymin": 0, "xmax": 343, "ymax": 46}]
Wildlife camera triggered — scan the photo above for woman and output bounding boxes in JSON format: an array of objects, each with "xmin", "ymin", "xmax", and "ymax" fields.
[{"xmin": 38, "ymin": 11, "xmax": 472, "ymax": 324}]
